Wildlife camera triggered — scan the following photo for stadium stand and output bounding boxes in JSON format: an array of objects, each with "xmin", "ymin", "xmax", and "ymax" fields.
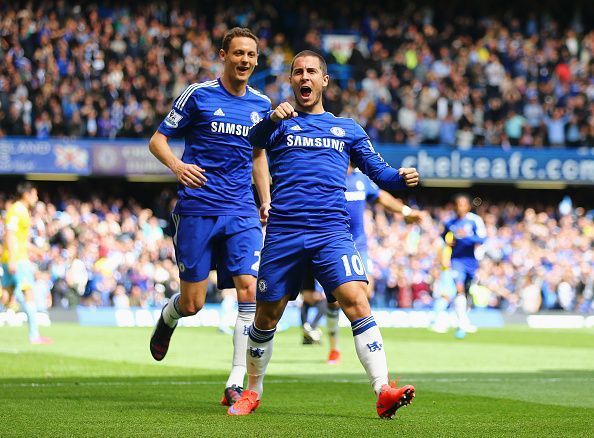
[
  {"xmin": 0, "ymin": 1, "xmax": 592, "ymax": 314},
  {"xmin": 0, "ymin": 2, "xmax": 593, "ymax": 146}
]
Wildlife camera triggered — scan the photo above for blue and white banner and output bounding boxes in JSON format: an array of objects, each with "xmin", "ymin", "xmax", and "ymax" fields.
[
  {"xmin": 90, "ymin": 141, "xmax": 183, "ymax": 175},
  {"xmin": 1, "ymin": 137, "xmax": 592, "ymax": 183},
  {"xmin": 378, "ymin": 146, "xmax": 594, "ymax": 184},
  {"xmin": 0, "ymin": 139, "xmax": 90, "ymax": 174}
]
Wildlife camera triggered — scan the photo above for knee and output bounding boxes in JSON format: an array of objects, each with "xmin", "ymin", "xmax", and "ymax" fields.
[
  {"xmin": 340, "ymin": 285, "xmax": 370, "ymax": 314},
  {"xmin": 348, "ymin": 298, "xmax": 370, "ymax": 316},
  {"xmin": 178, "ymin": 297, "xmax": 204, "ymax": 316},
  {"xmin": 235, "ymin": 277, "xmax": 256, "ymax": 302},
  {"xmin": 254, "ymin": 313, "xmax": 279, "ymax": 331},
  {"xmin": 236, "ymin": 280, "xmax": 256, "ymax": 302},
  {"xmin": 328, "ymin": 301, "xmax": 340, "ymax": 310}
]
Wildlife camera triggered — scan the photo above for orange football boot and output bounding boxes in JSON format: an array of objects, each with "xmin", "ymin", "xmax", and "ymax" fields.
[
  {"xmin": 227, "ymin": 390, "xmax": 260, "ymax": 416},
  {"xmin": 376, "ymin": 381, "xmax": 415, "ymax": 419},
  {"xmin": 327, "ymin": 349, "xmax": 341, "ymax": 364}
]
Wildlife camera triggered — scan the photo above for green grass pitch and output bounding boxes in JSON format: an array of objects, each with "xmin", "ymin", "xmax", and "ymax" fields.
[{"xmin": 1, "ymin": 323, "xmax": 593, "ymax": 437}]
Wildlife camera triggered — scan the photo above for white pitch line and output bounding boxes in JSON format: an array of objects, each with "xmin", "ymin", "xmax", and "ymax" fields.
[{"xmin": 0, "ymin": 376, "xmax": 592, "ymax": 389}]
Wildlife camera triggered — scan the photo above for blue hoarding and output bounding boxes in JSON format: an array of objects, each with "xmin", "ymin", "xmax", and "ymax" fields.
[
  {"xmin": 0, "ymin": 138, "xmax": 91, "ymax": 175},
  {"xmin": 0, "ymin": 137, "xmax": 593, "ymax": 184},
  {"xmin": 378, "ymin": 146, "xmax": 594, "ymax": 184}
]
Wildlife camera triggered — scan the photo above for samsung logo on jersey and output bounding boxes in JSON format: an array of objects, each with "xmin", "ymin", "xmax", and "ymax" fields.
[
  {"xmin": 210, "ymin": 122, "xmax": 250, "ymax": 137},
  {"xmin": 286, "ymin": 135, "xmax": 345, "ymax": 152}
]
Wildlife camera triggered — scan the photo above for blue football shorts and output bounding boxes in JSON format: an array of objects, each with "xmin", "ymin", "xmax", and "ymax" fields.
[
  {"xmin": 257, "ymin": 230, "xmax": 368, "ymax": 303},
  {"xmin": 450, "ymin": 259, "xmax": 478, "ymax": 292},
  {"xmin": 359, "ymin": 247, "xmax": 373, "ymax": 276},
  {"xmin": 171, "ymin": 215, "xmax": 263, "ymax": 289},
  {"xmin": 304, "ymin": 247, "xmax": 372, "ymax": 294}
]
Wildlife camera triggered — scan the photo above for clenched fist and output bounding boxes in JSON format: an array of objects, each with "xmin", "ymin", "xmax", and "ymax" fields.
[
  {"xmin": 398, "ymin": 167, "xmax": 419, "ymax": 187},
  {"xmin": 270, "ymin": 102, "xmax": 298, "ymax": 123}
]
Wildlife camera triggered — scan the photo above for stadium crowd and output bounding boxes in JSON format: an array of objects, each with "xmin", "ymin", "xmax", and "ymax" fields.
[
  {"xmin": 0, "ymin": 189, "xmax": 592, "ymax": 314},
  {"xmin": 366, "ymin": 198, "xmax": 593, "ymax": 314},
  {"xmin": 1, "ymin": 1, "xmax": 594, "ymax": 147}
]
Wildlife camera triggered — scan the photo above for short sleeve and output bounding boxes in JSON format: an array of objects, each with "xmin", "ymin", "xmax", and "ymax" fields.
[{"xmin": 158, "ymin": 85, "xmax": 200, "ymax": 137}]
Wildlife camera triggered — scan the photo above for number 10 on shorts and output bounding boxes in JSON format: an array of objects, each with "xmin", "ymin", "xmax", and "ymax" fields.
[{"xmin": 341, "ymin": 254, "xmax": 365, "ymax": 276}]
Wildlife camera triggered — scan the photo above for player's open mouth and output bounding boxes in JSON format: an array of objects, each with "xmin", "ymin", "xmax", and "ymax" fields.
[
  {"xmin": 300, "ymin": 86, "xmax": 312, "ymax": 98},
  {"xmin": 237, "ymin": 66, "xmax": 250, "ymax": 73}
]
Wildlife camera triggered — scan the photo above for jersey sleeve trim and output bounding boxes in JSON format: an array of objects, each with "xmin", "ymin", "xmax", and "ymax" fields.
[
  {"xmin": 174, "ymin": 80, "xmax": 218, "ymax": 110},
  {"xmin": 247, "ymin": 85, "xmax": 272, "ymax": 103}
]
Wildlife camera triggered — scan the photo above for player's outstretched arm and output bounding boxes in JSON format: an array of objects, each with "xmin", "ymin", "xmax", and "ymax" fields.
[
  {"xmin": 376, "ymin": 191, "xmax": 424, "ymax": 223},
  {"xmin": 253, "ymin": 147, "xmax": 271, "ymax": 224},
  {"xmin": 350, "ymin": 123, "xmax": 420, "ymax": 191},
  {"xmin": 148, "ymin": 131, "xmax": 207, "ymax": 189}
]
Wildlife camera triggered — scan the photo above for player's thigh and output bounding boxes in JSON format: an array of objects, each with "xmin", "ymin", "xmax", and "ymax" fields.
[
  {"xmin": 171, "ymin": 214, "xmax": 218, "ymax": 283},
  {"xmin": 331, "ymin": 280, "xmax": 370, "ymax": 322},
  {"xmin": 257, "ymin": 232, "xmax": 307, "ymax": 303},
  {"xmin": 218, "ymin": 216, "xmax": 263, "ymax": 291},
  {"xmin": 312, "ymin": 234, "xmax": 368, "ymax": 303}
]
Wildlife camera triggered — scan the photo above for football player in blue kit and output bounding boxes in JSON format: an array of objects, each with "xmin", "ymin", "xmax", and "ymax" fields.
[
  {"xmin": 323, "ymin": 164, "xmax": 424, "ymax": 364},
  {"xmin": 442, "ymin": 194, "xmax": 487, "ymax": 338},
  {"xmin": 148, "ymin": 27, "xmax": 272, "ymax": 406},
  {"xmin": 301, "ymin": 162, "xmax": 424, "ymax": 359},
  {"xmin": 228, "ymin": 50, "xmax": 418, "ymax": 419}
]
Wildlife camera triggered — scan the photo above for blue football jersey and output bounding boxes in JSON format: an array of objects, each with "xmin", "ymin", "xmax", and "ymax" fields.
[
  {"xmin": 249, "ymin": 111, "xmax": 407, "ymax": 232},
  {"xmin": 158, "ymin": 79, "xmax": 271, "ymax": 216},
  {"xmin": 443, "ymin": 212, "xmax": 487, "ymax": 262},
  {"xmin": 345, "ymin": 170, "xmax": 379, "ymax": 251}
]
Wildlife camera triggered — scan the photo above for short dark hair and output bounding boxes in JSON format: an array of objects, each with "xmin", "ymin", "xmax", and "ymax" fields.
[
  {"xmin": 221, "ymin": 27, "xmax": 259, "ymax": 52},
  {"xmin": 16, "ymin": 181, "xmax": 35, "ymax": 198},
  {"xmin": 290, "ymin": 50, "xmax": 328, "ymax": 76},
  {"xmin": 453, "ymin": 193, "xmax": 471, "ymax": 203}
]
